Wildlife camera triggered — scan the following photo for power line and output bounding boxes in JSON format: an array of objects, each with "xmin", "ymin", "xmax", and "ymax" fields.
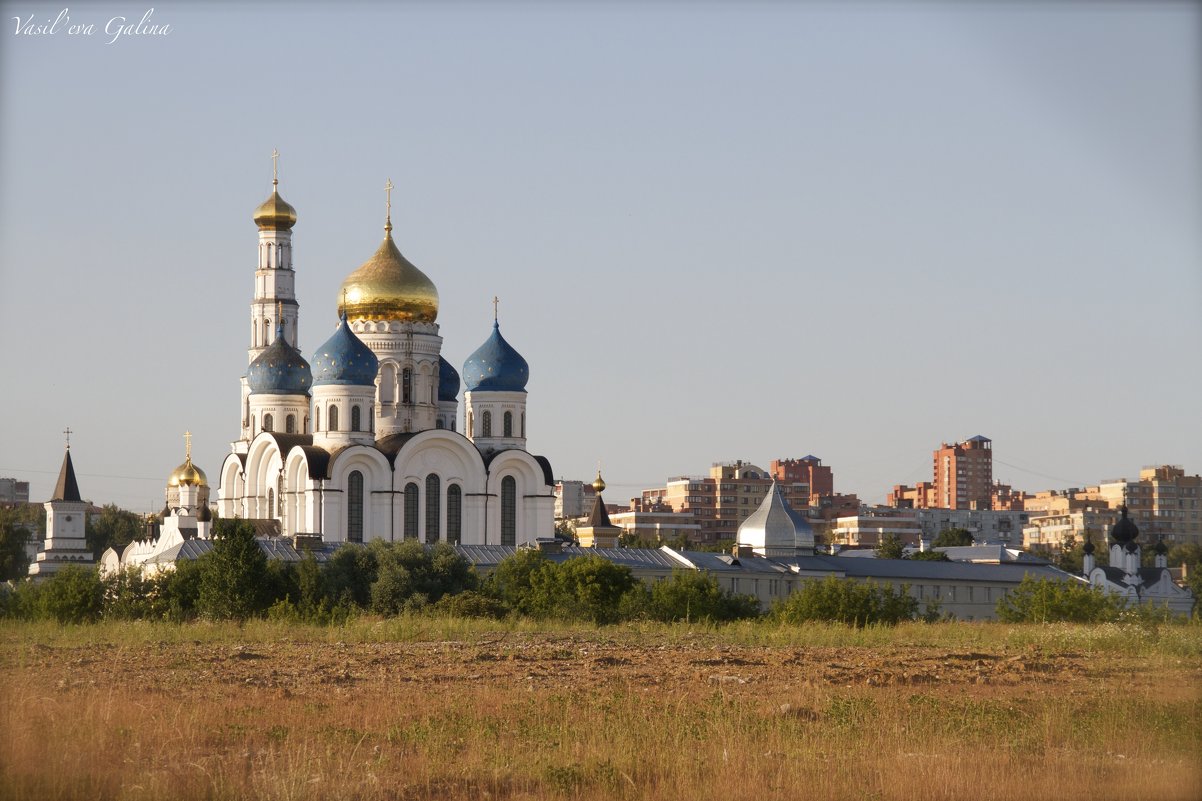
[{"xmin": 0, "ymin": 467, "xmax": 164, "ymax": 482}]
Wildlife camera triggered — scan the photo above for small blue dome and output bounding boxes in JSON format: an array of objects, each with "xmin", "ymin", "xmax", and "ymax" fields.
[
  {"xmin": 247, "ymin": 323, "xmax": 312, "ymax": 395},
  {"xmin": 311, "ymin": 314, "xmax": 379, "ymax": 387},
  {"xmin": 438, "ymin": 356, "xmax": 460, "ymax": 402},
  {"xmin": 463, "ymin": 321, "xmax": 529, "ymax": 392}
]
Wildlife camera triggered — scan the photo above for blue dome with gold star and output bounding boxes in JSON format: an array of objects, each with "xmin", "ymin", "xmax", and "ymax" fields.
[
  {"xmin": 247, "ymin": 322, "xmax": 312, "ymax": 395},
  {"xmin": 311, "ymin": 314, "xmax": 379, "ymax": 386},
  {"xmin": 463, "ymin": 321, "xmax": 528, "ymax": 393},
  {"xmin": 438, "ymin": 356, "xmax": 460, "ymax": 402}
]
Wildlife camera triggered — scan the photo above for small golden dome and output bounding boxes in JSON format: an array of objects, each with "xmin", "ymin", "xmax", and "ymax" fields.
[
  {"xmin": 253, "ymin": 183, "xmax": 297, "ymax": 231},
  {"xmin": 168, "ymin": 458, "xmax": 208, "ymax": 488},
  {"xmin": 592, "ymin": 470, "xmax": 606, "ymax": 494},
  {"xmin": 338, "ymin": 228, "xmax": 439, "ymax": 323}
]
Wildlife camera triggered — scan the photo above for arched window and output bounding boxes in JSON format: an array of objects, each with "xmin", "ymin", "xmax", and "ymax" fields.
[
  {"xmin": 264, "ymin": 413, "xmax": 274, "ymax": 433},
  {"xmin": 328, "ymin": 405, "xmax": 339, "ymax": 432},
  {"xmin": 436, "ymin": 419, "xmax": 444, "ymax": 430},
  {"xmin": 278, "ymin": 474, "xmax": 285, "ymax": 527},
  {"xmin": 402, "ymin": 368, "xmax": 412, "ymax": 404},
  {"xmin": 347, "ymin": 470, "xmax": 364, "ymax": 543},
  {"xmin": 315, "ymin": 407, "xmax": 320, "ymax": 432},
  {"xmin": 503, "ymin": 411, "xmax": 513, "ymax": 438},
  {"xmin": 286, "ymin": 414, "xmax": 296, "ymax": 434},
  {"xmin": 379, "ymin": 363, "xmax": 396, "ymax": 403},
  {"xmin": 466, "ymin": 412, "xmax": 473, "ymax": 436},
  {"xmin": 447, "ymin": 485, "xmax": 462, "ymax": 545},
  {"xmin": 264, "ymin": 319, "xmax": 271, "ymax": 345},
  {"xmin": 267, "ymin": 487, "xmax": 275, "ymax": 519},
  {"xmin": 501, "ymin": 476, "xmax": 517, "ymax": 546},
  {"xmin": 351, "ymin": 405, "xmax": 361, "ymax": 432},
  {"xmin": 425, "ymin": 474, "xmax": 441, "ymax": 542},
  {"xmin": 482, "ymin": 410, "xmax": 492, "ymax": 437},
  {"xmin": 521, "ymin": 412, "xmax": 525, "ymax": 438},
  {"xmin": 404, "ymin": 482, "xmax": 419, "ymax": 540}
]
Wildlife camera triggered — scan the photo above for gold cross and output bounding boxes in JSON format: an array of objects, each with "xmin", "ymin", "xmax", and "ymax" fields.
[
  {"xmin": 271, "ymin": 148, "xmax": 280, "ymax": 185},
  {"xmin": 184, "ymin": 430, "xmax": 193, "ymax": 459},
  {"xmin": 385, "ymin": 178, "xmax": 394, "ymax": 219},
  {"xmin": 492, "ymin": 295, "xmax": 499, "ymax": 322},
  {"xmin": 63, "ymin": 426, "xmax": 72, "ymax": 449}
]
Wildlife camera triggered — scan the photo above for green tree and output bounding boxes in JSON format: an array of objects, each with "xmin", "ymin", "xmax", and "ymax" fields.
[
  {"xmin": 0, "ymin": 515, "xmax": 32, "ymax": 581},
  {"xmin": 102, "ymin": 567, "xmax": 156, "ymax": 620},
  {"xmin": 648, "ymin": 570, "xmax": 760, "ymax": 623},
  {"xmin": 1054, "ymin": 536, "xmax": 1085, "ymax": 575},
  {"xmin": 1165, "ymin": 542, "xmax": 1202, "ymax": 602},
  {"xmin": 322, "ymin": 543, "xmax": 379, "ymax": 608},
  {"xmin": 932, "ymin": 528, "xmax": 974, "ymax": 548},
  {"xmin": 151, "ymin": 558, "xmax": 203, "ymax": 622},
  {"xmin": 197, "ymin": 519, "xmax": 268, "ymax": 621},
  {"xmin": 369, "ymin": 540, "xmax": 478, "ymax": 615},
  {"xmin": 85, "ymin": 504, "xmax": 145, "ymax": 559},
  {"xmin": 908, "ymin": 549, "xmax": 951, "ymax": 562},
  {"xmin": 874, "ymin": 534, "xmax": 906, "ymax": 560},
  {"xmin": 484, "ymin": 548, "xmax": 551, "ymax": 613},
  {"xmin": 994, "ymin": 576, "xmax": 1125, "ymax": 623},
  {"xmin": 772, "ymin": 576, "xmax": 918, "ymax": 627},
  {"xmin": 33, "ymin": 565, "xmax": 105, "ymax": 623}
]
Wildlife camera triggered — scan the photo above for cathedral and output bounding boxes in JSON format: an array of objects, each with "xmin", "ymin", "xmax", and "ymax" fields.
[{"xmin": 214, "ymin": 163, "xmax": 554, "ymax": 546}]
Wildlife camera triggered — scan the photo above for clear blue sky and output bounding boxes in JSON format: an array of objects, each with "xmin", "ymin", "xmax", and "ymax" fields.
[{"xmin": 1, "ymin": 1, "xmax": 1199, "ymax": 511}]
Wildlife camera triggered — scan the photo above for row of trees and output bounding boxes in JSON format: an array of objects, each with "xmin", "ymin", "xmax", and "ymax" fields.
[{"xmin": 4, "ymin": 518, "xmax": 1194, "ymax": 626}]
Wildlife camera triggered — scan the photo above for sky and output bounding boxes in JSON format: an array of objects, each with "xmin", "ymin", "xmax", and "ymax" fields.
[{"xmin": 0, "ymin": 1, "xmax": 1199, "ymax": 512}]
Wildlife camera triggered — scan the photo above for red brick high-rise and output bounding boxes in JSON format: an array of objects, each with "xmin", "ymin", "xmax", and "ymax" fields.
[
  {"xmin": 771, "ymin": 455, "xmax": 834, "ymax": 498},
  {"xmin": 933, "ymin": 436, "xmax": 993, "ymax": 510}
]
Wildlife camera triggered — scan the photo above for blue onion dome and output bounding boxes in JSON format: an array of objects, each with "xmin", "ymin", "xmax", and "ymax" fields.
[
  {"xmin": 463, "ymin": 321, "xmax": 529, "ymax": 392},
  {"xmin": 247, "ymin": 322, "xmax": 312, "ymax": 395},
  {"xmin": 311, "ymin": 314, "xmax": 380, "ymax": 386},
  {"xmin": 1110, "ymin": 505, "xmax": 1139, "ymax": 544},
  {"xmin": 438, "ymin": 356, "xmax": 461, "ymax": 402}
]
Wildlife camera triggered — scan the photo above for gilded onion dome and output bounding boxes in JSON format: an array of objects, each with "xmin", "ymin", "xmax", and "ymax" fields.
[
  {"xmin": 338, "ymin": 219, "xmax": 438, "ymax": 323},
  {"xmin": 168, "ymin": 457, "xmax": 208, "ymax": 488},
  {"xmin": 253, "ymin": 180, "xmax": 297, "ymax": 231}
]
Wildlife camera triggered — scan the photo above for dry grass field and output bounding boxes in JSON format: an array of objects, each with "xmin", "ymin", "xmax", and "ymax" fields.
[{"xmin": 2, "ymin": 618, "xmax": 1200, "ymax": 801}]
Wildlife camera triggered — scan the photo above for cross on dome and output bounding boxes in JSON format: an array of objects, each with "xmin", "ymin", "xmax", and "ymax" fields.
[{"xmin": 63, "ymin": 426, "xmax": 72, "ymax": 449}]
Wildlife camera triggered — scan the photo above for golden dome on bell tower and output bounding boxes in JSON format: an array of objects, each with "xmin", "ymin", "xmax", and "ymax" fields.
[
  {"xmin": 337, "ymin": 179, "xmax": 439, "ymax": 323},
  {"xmin": 252, "ymin": 149, "xmax": 297, "ymax": 231}
]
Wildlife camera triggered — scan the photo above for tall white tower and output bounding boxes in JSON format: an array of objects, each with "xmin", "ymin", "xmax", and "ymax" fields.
[
  {"xmin": 239, "ymin": 151, "xmax": 300, "ymax": 448},
  {"xmin": 29, "ymin": 431, "xmax": 94, "ymax": 579}
]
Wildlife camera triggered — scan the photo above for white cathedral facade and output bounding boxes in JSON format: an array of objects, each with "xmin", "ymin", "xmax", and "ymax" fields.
[{"xmin": 214, "ymin": 169, "xmax": 555, "ymax": 546}]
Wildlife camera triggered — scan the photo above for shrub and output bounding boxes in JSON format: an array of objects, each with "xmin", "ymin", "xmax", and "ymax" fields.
[
  {"xmin": 102, "ymin": 567, "xmax": 157, "ymax": 620},
  {"xmin": 648, "ymin": 571, "xmax": 760, "ymax": 623},
  {"xmin": 486, "ymin": 551, "xmax": 638, "ymax": 625},
  {"xmin": 430, "ymin": 590, "xmax": 508, "ymax": 619},
  {"xmin": 772, "ymin": 576, "xmax": 918, "ymax": 627},
  {"xmin": 152, "ymin": 558, "xmax": 202, "ymax": 622},
  {"xmin": 369, "ymin": 540, "xmax": 479, "ymax": 616},
  {"xmin": 995, "ymin": 576, "xmax": 1126, "ymax": 623},
  {"xmin": 33, "ymin": 565, "xmax": 105, "ymax": 624}
]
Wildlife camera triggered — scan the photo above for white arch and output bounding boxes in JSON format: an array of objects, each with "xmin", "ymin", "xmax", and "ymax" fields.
[{"xmin": 326, "ymin": 445, "xmax": 393, "ymax": 542}]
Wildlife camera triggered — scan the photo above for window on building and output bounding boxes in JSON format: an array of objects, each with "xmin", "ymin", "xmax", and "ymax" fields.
[
  {"xmin": 328, "ymin": 405, "xmax": 338, "ymax": 431},
  {"xmin": 286, "ymin": 414, "xmax": 296, "ymax": 434},
  {"xmin": 314, "ymin": 407, "xmax": 320, "ymax": 431},
  {"xmin": 504, "ymin": 411, "xmax": 513, "ymax": 438},
  {"xmin": 521, "ymin": 412, "xmax": 525, "ymax": 438},
  {"xmin": 402, "ymin": 368, "xmax": 412, "ymax": 404},
  {"xmin": 347, "ymin": 470, "xmax": 363, "ymax": 543},
  {"xmin": 278, "ymin": 474, "xmax": 286, "ymax": 526},
  {"xmin": 426, "ymin": 474, "xmax": 441, "ymax": 542},
  {"xmin": 482, "ymin": 410, "xmax": 492, "ymax": 437},
  {"xmin": 436, "ymin": 419, "xmax": 444, "ymax": 429},
  {"xmin": 501, "ymin": 476, "xmax": 517, "ymax": 546},
  {"xmin": 351, "ymin": 405, "xmax": 361, "ymax": 432},
  {"xmin": 379, "ymin": 363, "xmax": 396, "ymax": 403},
  {"xmin": 267, "ymin": 488, "xmax": 275, "ymax": 519},
  {"xmin": 404, "ymin": 482, "xmax": 419, "ymax": 540},
  {"xmin": 263, "ymin": 413, "xmax": 274, "ymax": 433},
  {"xmin": 447, "ymin": 485, "xmax": 462, "ymax": 545}
]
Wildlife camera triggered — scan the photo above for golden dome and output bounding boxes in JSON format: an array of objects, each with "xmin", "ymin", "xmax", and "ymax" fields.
[
  {"xmin": 253, "ymin": 182, "xmax": 297, "ymax": 230},
  {"xmin": 592, "ymin": 470, "xmax": 606, "ymax": 494},
  {"xmin": 168, "ymin": 458, "xmax": 208, "ymax": 488},
  {"xmin": 338, "ymin": 227, "xmax": 439, "ymax": 323}
]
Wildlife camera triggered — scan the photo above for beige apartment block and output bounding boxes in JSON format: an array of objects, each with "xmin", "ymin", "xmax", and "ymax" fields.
[
  {"xmin": 1023, "ymin": 507, "xmax": 1117, "ymax": 554},
  {"xmin": 1074, "ymin": 466, "xmax": 1201, "ymax": 546},
  {"xmin": 638, "ymin": 460, "xmax": 809, "ymax": 543},
  {"xmin": 829, "ymin": 511, "xmax": 923, "ymax": 548}
]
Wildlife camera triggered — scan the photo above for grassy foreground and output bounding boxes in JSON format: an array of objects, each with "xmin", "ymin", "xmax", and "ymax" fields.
[{"xmin": 2, "ymin": 618, "xmax": 1200, "ymax": 801}]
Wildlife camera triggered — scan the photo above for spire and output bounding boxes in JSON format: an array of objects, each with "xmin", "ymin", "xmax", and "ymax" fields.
[
  {"xmin": 384, "ymin": 178, "xmax": 394, "ymax": 235},
  {"xmin": 493, "ymin": 295, "xmax": 500, "ymax": 325},
  {"xmin": 52, "ymin": 448, "xmax": 82, "ymax": 502},
  {"xmin": 272, "ymin": 147, "xmax": 280, "ymax": 187}
]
